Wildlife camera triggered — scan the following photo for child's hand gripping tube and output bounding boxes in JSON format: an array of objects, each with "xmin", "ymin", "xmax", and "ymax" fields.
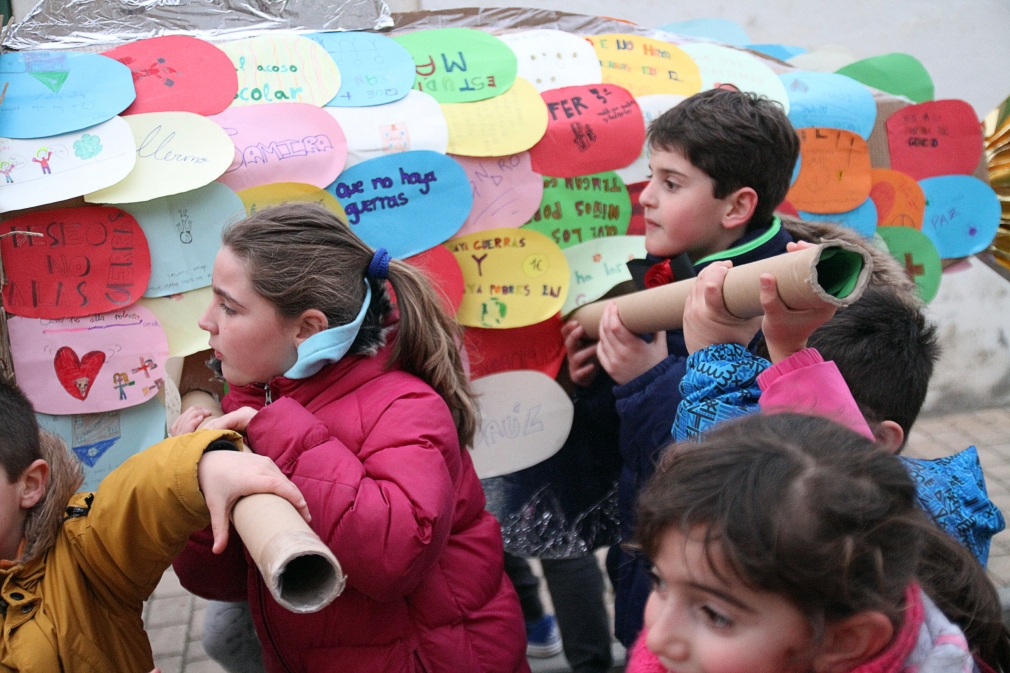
[{"xmin": 571, "ymin": 240, "xmax": 874, "ymax": 340}]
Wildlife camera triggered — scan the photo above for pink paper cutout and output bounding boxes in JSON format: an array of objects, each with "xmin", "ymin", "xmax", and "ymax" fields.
[{"xmin": 452, "ymin": 153, "xmax": 544, "ymax": 236}]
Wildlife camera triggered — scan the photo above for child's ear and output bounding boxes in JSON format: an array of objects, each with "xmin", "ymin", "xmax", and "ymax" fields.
[
  {"xmin": 872, "ymin": 421, "xmax": 905, "ymax": 455},
  {"xmin": 812, "ymin": 611, "xmax": 894, "ymax": 673},
  {"xmin": 19, "ymin": 459, "xmax": 49, "ymax": 510},
  {"xmin": 293, "ymin": 309, "xmax": 330, "ymax": 346},
  {"xmin": 721, "ymin": 187, "xmax": 759, "ymax": 231}
]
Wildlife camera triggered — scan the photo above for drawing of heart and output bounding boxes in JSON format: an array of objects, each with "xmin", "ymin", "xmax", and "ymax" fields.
[{"xmin": 53, "ymin": 346, "xmax": 106, "ymax": 400}]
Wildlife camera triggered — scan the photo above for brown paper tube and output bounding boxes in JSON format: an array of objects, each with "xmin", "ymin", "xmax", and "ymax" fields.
[{"xmin": 571, "ymin": 240, "xmax": 873, "ymax": 339}]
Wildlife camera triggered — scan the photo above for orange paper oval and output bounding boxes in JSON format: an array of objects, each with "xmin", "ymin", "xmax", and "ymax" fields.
[
  {"xmin": 787, "ymin": 128, "xmax": 871, "ymax": 214},
  {"xmin": 869, "ymin": 168, "xmax": 925, "ymax": 229}
]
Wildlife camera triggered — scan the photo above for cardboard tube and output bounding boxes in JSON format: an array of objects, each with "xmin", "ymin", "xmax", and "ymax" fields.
[
  {"xmin": 572, "ymin": 240, "xmax": 873, "ymax": 339},
  {"xmin": 232, "ymin": 492, "xmax": 347, "ymax": 614}
]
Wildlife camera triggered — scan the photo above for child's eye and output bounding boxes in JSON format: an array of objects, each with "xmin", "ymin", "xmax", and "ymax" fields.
[
  {"xmin": 701, "ymin": 605, "xmax": 733, "ymax": 628},
  {"xmin": 664, "ymin": 180, "xmax": 679, "ymax": 191},
  {"xmin": 647, "ymin": 569, "xmax": 668, "ymax": 593},
  {"xmin": 220, "ymin": 303, "xmax": 237, "ymax": 316}
]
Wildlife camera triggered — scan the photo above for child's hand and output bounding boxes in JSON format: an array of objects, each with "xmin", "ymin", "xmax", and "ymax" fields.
[
  {"xmin": 683, "ymin": 262, "xmax": 762, "ymax": 354},
  {"xmin": 562, "ymin": 320, "xmax": 600, "ymax": 387},
  {"xmin": 197, "ymin": 450, "xmax": 310, "ymax": 554},
  {"xmin": 597, "ymin": 302, "xmax": 668, "ymax": 385},
  {"xmin": 170, "ymin": 407, "xmax": 213, "ymax": 437},
  {"xmin": 759, "ymin": 273, "xmax": 837, "ymax": 364},
  {"xmin": 200, "ymin": 407, "xmax": 258, "ymax": 433}
]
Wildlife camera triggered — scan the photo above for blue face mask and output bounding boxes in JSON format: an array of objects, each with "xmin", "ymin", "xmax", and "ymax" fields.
[{"xmin": 283, "ymin": 281, "xmax": 371, "ymax": 380}]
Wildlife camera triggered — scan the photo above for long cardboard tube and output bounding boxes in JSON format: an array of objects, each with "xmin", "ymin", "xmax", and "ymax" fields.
[{"xmin": 571, "ymin": 240, "xmax": 873, "ymax": 340}]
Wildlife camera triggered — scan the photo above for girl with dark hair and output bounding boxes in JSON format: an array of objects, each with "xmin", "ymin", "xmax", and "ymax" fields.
[
  {"xmin": 628, "ymin": 413, "xmax": 1010, "ymax": 673},
  {"xmin": 171, "ymin": 203, "xmax": 528, "ymax": 673}
]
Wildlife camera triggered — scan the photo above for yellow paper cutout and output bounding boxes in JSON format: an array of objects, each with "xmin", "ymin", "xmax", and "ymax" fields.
[
  {"xmin": 85, "ymin": 112, "xmax": 234, "ymax": 204},
  {"xmin": 137, "ymin": 287, "xmax": 212, "ymax": 358},
  {"xmin": 440, "ymin": 77, "xmax": 549, "ymax": 156},
  {"xmin": 447, "ymin": 228, "xmax": 569, "ymax": 329},
  {"xmin": 238, "ymin": 182, "xmax": 347, "ymax": 222},
  {"xmin": 222, "ymin": 35, "xmax": 342, "ymax": 108},
  {"xmin": 586, "ymin": 34, "xmax": 701, "ymax": 97}
]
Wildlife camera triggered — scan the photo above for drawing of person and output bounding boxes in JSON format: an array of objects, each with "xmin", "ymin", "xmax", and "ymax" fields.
[
  {"xmin": 0, "ymin": 161, "xmax": 13, "ymax": 183},
  {"xmin": 33, "ymin": 148, "xmax": 53, "ymax": 175},
  {"xmin": 112, "ymin": 372, "xmax": 135, "ymax": 400}
]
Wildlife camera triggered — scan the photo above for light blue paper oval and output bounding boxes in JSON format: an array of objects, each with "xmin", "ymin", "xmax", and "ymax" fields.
[
  {"xmin": 920, "ymin": 175, "xmax": 1001, "ymax": 258},
  {"xmin": 781, "ymin": 71, "xmax": 877, "ymax": 140},
  {"xmin": 748, "ymin": 44, "xmax": 807, "ymax": 61},
  {"xmin": 328, "ymin": 151, "xmax": 473, "ymax": 258},
  {"xmin": 306, "ymin": 32, "xmax": 416, "ymax": 108},
  {"xmin": 0, "ymin": 51, "xmax": 136, "ymax": 139},
  {"xmin": 657, "ymin": 18, "xmax": 750, "ymax": 47},
  {"xmin": 799, "ymin": 198, "xmax": 878, "ymax": 238}
]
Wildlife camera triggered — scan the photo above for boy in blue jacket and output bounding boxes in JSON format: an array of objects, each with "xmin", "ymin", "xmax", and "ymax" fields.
[{"xmin": 561, "ymin": 88, "xmax": 799, "ymax": 647}]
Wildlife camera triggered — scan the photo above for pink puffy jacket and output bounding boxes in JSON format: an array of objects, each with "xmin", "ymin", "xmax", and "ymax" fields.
[{"xmin": 173, "ymin": 345, "xmax": 529, "ymax": 673}]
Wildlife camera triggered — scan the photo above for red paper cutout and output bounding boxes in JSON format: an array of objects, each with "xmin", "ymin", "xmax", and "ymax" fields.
[
  {"xmin": 627, "ymin": 181, "xmax": 647, "ymax": 235},
  {"xmin": 53, "ymin": 346, "xmax": 106, "ymax": 400},
  {"xmin": 529, "ymin": 85, "xmax": 645, "ymax": 178},
  {"xmin": 103, "ymin": 36, "xmax": 239, "ymax": 116},
  {"xmin": 463, "ymin": 314, "xmax": 566, "ymax": 380},
  {"xmin": 886, "ymin": 100, "xmax": 982, "ymax": 181},
  {"xmin": 1, "ymin": 207, "xmax": 152, "ymax": 319},
  {"xmin": 775, "ymin": 200, "xmax": 799, "ymax": 218},
  {"xmin": 406, "ymin": 245, "xmax": 464, "ymax": 315}
]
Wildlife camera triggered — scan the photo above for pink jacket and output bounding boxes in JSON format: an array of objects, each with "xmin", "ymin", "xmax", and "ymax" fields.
[{"xmin": 173, "ymin": 344, "xmax": 528, "ymax": 673}]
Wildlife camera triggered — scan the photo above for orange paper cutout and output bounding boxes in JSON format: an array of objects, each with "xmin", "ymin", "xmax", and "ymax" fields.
[
  {"xmin": 869, "ymin": 168, "xmax": 925, "ymax": 229},
  {"xmin": 786, "ymin": 128, "xmax": 871, "ymax": 214}
]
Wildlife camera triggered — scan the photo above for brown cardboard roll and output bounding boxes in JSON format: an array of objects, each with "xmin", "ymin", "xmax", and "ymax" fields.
[{"xmin": 571, "ymin": 240, "xmax": 873, "ymax": 339}]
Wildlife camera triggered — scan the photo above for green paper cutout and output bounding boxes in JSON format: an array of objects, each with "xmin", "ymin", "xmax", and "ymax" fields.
[
  {"xmin": 522, "ymin": 172, "xmax": 632, "ymax": 249},
  {"xmin": 29, "ymin": 71, "xmax": 69, "ymax": 93},
  {"xmin": 836, "ymin": 53, "xmax": 933, "ymax": 104},
  {"xmin": 876, "ymin": 225, "xmax": 942, "ymax": 303}
]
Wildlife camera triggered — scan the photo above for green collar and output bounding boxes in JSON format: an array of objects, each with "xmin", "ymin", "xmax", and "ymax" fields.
[{"xmin": 694, "ymin": 217, "xmax": 782, "ymax": 266}]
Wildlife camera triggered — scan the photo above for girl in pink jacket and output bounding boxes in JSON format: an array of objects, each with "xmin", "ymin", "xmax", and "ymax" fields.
[{"xmin": 171, "ymin": 203, "xmax": 528, "ymax": 673}]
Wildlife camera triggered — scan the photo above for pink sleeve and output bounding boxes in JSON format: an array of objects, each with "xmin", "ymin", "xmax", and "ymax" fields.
[{"xmin": 757, "ymin": 348, "xmax": 875, "ymax": 441}]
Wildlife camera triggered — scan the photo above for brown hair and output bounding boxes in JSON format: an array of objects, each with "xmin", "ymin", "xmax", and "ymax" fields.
[
  {"xmin": 647, "ymin": 89, "xmax": 799, "ymax": 233},
  {"xmin": 221, "ymin": 203, "xmax": 478, "ymax": 448},
  {"xmin": 636, "ymin": 414, "xmax": 1009, "ymax": 668}
]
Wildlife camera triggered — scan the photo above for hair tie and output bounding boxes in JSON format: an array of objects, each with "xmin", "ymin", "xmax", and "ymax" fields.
[{"xmin": 367, "ymin": 248, "xmax": 390, "ymax": 280}]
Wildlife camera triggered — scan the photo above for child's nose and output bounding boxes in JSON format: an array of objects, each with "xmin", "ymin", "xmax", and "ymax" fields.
[
  {"xmin": 646, "ymin": 603, "xmax": 691, "ymax": 663},
  {"xmin": 639, "ymin": 181, "xmax": 659, "ymax": 208},
  {"xmin": 197, "ymin": 306, "xmax": 216, "ymax": 334}
]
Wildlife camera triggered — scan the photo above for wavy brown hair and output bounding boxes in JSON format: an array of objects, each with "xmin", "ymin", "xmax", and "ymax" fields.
[{"xmin": 222, "ymin": 203, "xmax": 478, "ymax": 448}]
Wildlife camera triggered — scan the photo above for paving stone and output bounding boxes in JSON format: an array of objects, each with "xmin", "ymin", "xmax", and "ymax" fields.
[
  {"xmin": 152, "ymin": 655, "xmax": 183, "ymax": 673},
  {"xmin": 149, "ymin": 624, "xmax": 188, "ymax": 659},
  {"xmin": 183, "ymin": 658, "xmax": 228, "ymax": 673},
  {"xmin": 153, "ymin": 568, "xmax": 190, "ymax": 599},
  {"xmin": 186, "ymin": 637, "xmax": 210, "ymax": 662},
  {"xmin": 988, "ymin": 554, "xmax": 1010, "ymax": 586},
  {"xmin": 146, "ymin": 595, "xmax": 192, "ymax": 628},
  {"xmin": 191, "ymin": 606, "xmax": 207, "ymax": 639}
]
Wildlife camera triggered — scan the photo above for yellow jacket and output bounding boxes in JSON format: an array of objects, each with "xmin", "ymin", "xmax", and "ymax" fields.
[{"xmin": 0, "ymin": 429, "xmax": 241, "ymax": 673}]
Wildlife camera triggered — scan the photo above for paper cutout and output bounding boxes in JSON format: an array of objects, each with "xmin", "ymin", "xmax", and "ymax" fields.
[
  {"xmin": 787, "ymin": 128, "xmax": 871, "ymax": 214},
  {"xmin": 464, "ymin": 315, "xmax": 565, "ymax": 380},
  {"xmin": 500, "ymin": 29, "xmax": 603, "ymax": 92},
  {"xmin": 788, "ymin": 46, "xmax": 857, "ymax": 73},
  {"xmin": 680, "ymin": 43, "xmax": 789, "ymax": 113},
  {"xmin": 9, "ymin": 305, "xmax": 170, "ymax": 414},
  {"xmin": 886, "ymin": 100, "xmax": 983, "ymax": 180},
  {"xmin": 103, "ymin": 36, "xmax": 238, "ymax": 116},
  {"xmin": 324, "ymin": 90, "xmax": 448, "ymax": 169},
  {"xmin": 657, "ymin": 18, "xmax": 751, "ymax": 47},
  {"xmin": 328, "ymin": 151, "xmax": 472, "ymax": 258},
  {"xmin": 748, "ymin": 44, "xmax": 807, "ymax": 61},
  {"xmin": 211, "ymin": 103, "xmax": 347, "ymax": 192},
  {"xmin": 37, "ymin": 396, "xmax": 167, "ymax": 491},
  {"xmin": 870, "ymin": 168, "xmax": 925, "ymax": 229},
  {"xmin": 406, "ymin": 245, "xmax": 464, "ymax": 315},
  {"xmin": 836, "ymin": 54, "xmax": 934, "ymax": 104},
  {"xmin": 615, "ymin": 94, "xmax": 686, "ymax": 185},
  {"xmin": 876, "ymin": 225, "xmax": 941, "ymax": 303},
  {"xmin": 137, "ymin": 287, "xmax": 211, "ymax": 358},
  {"xmin": 523, "ymin": 172, "xmax": 632, "ymax": 249},
  {"xmin": 306, "ymin": 31, "xmax": 415, "ymax": 107},
  {"xmin": 1, "ymin": 207, "xmax": 151, "ymax": 319},
  {"xmin": 222, "ymin": 35, "xmax": 341, "ymax": 107},
  {"xmin": 448, "ymin": 227, "xmax": 569, "ymax": 329},
  {"xmin": 453, "ymin": 153, "xmax": 544, "ymax": 236},
  {"xmin": 239, "ymin": 182, "xmax": 346, "ymax": 219},
  {"xmin": 920, "ymin": 175, "xmax": 1001, "ymax": 258},
  {"xmin": 393, "ymin": 28, "xmax": 518, "ymax": 104},
  {"xmin": 799, "ymin": 199, "xmax": 878, "ymax": 238},
  {"xmin": 0, "ymin": 51, "xmax": 135, "ymax": 138},
  {"xmin": 776, "ymin": 200, "xmax": 800, "ymax": 218},
  {"xmin": 781, "ymin": 70, "xmax": 877, "ymax": 140},
  {"xmin": 586, "ymin": 34, "xmax": 701, "ymax": 98},
  {"xmin": 0, "ymin": 117, "xmax": 136, "ymax": 214},
  {"xmin": 469, "ymin": 370, "xmax": 573, "ymax": 479},
  {"xmin": 441, "ymin": 77, "xmax": 548, "ymax": 156},
  {"xmin": 119, "ymin": 183, "xmax": 244, "ymax": 297},
  {"xmin": 561, "ymin": 236, "xmax": 647, "ymax": 314},
  {"xmin": 627, "ymin": 181, "xmax": 647, "ymax": 235},
  {"xmin": 529, "ymin": 84, "xmax": 645, "ymax": 178},
  {"xmin": 85, "ymin": 112, "xmax": 235, "ymax": 204}
]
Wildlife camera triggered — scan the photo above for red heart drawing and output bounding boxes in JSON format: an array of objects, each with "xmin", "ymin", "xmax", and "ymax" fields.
[{"xmin": 53, "ymin": 346, "xmax": 106, "ymax": 400}]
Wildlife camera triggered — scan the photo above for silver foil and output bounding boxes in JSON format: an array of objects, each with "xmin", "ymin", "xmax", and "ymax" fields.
[{"xmin": 6, "ymin": 0, "xmax": 392, "ymax": 51}]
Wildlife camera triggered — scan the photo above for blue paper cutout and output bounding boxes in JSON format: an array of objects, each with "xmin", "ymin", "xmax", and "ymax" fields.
[
  {"xmin": 328, "ymin": 151, "xmax": 473, "ymax": 259},
  {"xmin": 656, "ymin": 18, "xmax": 751, "ymax": 47},
  {"xmin": 920, "ymin": 175, "xmax": 1001, "ymax": 258},
  {"xmin": 799, "ymin": 198, "xmax": 878, "ymax": 238},
  {"xmin": 780, "ymin": 71, "xmax": 877, "ymax": 139},
  {"xmin": 306, "ymin": 32, "xmax": 416, "ymax": 108},
  {"xmin": 747, "ymin": 44, "xmax": 808, "ymax": 61},
  {"xmin": 37, "ymin": 396, "xmax": 166, "ymax": 491},
  {"xmin": 0, "ymin": 51, "xmax": 136, "ymax": 139}
]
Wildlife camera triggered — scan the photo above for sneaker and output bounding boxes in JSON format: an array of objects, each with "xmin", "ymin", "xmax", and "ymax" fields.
[{"xmin": 525, "ymin": 614, "xmax": 563, "ymax": 658}]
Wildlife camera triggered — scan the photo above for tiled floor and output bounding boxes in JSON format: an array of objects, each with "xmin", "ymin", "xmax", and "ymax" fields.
[{"xmin": 144, "ymin": 406, "xmax": 1010, "ymax": 673}]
